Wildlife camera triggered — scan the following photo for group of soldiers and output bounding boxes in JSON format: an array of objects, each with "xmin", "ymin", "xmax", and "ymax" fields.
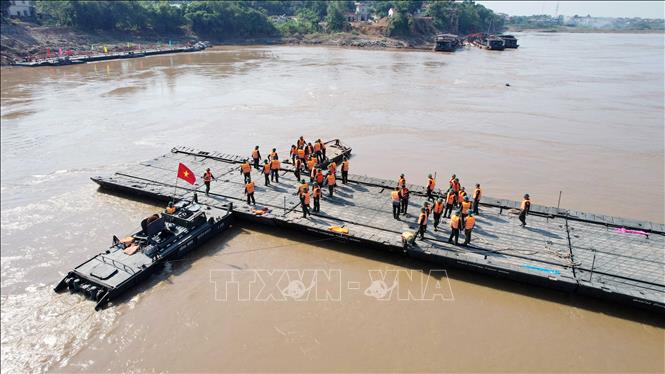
[{"xmin": 199, "ymin": 137, "xmax": 533, "ymax": 248}]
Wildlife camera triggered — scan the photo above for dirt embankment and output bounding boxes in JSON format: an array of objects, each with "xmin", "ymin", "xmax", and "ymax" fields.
[{"xmin": 1, "ymin": 19, "xmax": 436, "ymax": 65}]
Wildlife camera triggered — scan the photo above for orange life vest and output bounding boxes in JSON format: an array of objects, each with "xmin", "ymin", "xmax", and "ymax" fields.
[
  {"xmin": 316, "ymin": 172, "xmax": 324, "ymax": 184},
  {"xmin": 263, "ymin": 164, "xmax": 270, "ymax": 174},
  {"xmin": 251, "ymin": 149, "xmax": 259, "ymax": 159},
  {"xmin": 313, "ymin": 187, "xmax": 321, "ymax": 198},
  {"xmin": 328, "ymin": 162, "xmax": 337, "ymax": 174},
  {"xmin": 521, "ymin": 199, "xmax": 530, "ymax": 211},
  {"xmin": 427, "ymin": 178, "xmax": 436, "ymax": 190},
  {"xmin": 271, "ymin": 159, "xmax": 280, "ymax": 170},
  {"xmin": 241, "ymin": 163, "xmax": 251, "ymax": 173},
  {"xmin": 314, "ymin": 142, "xmax": 321, "ymax": 152},
  {"xmin": 446, "ymin": 192, "xmax": 455, "ymax": 205},
  {"xmin": 465, "ymin": 216, "xmax": 476, "ymax": 230},
  {"xmin": 303, "ymin": 191, "xmax": 311, "ymax": 205},
  {"xmin": 459, "ymin": 191, "xmax": 467, "ymax": 202},
  {"xmin": 327, "ymin": 174, "xmax": 336, "ymax": 185},
  {"xmin": 391, "ymin": 190, "xmax": 400, "ymax": 202},
  {"xmin": 290, "ymin": 146, "xmax": 297, "ymax": 156},
  {"xmin": 297, "ymin": 149, "xmax": 305, "ymax": 159},
  {"xmin": 461, "ymin": 201, "xmax": 471, "ymax": 214},
  {"xmin": 342, "ymin": 160, "xmax": 349, "ymax": 171},
  {"xmin": 166, "ymin": 206, "xmax": 176, "ymax": 214},
  {"xmin": 299, "ymin": 183, "xmax": 309, "ymax": 195},
  {"xmin": 473, "ymin": 188, "xmax": 482, "ymax": 200},
  {"xmin": 307, "ymin": 158, "xmax": 316, "ymax": 171},
  {"xmin": 203, "ymin": 171, "xmax": 212, "ymax": 182},
  {"xmin": 270, "ymin": 151, "xmax": 277, "ymax": 160},
  {"xmin": 245, "ymin": 182, "xmax": 255, "ymax": 194},
  {"xmin": 418, "ymin": 213, "xmax": 428, "ymax": 225},
  {"xmin": 433, "ymin": 201, "xmax": 444, "ymax": 214},
  {"xmin": 450, "ymin": 215, "xmax": 461, "ymax": 229},
  {"xmin": 297, "ymin": 138, "xmax": 305, "ymax": 148}
]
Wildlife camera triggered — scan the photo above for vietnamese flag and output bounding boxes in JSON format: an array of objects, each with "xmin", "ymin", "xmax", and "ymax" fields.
[{"xmin": 177, "ymin": 163, "xmax": 196, "ymax": 185}]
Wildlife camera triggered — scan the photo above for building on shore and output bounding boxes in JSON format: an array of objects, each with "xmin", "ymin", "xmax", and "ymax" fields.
[{"xmin": 7, "ymin": 0, "xmax": 36, "ymax": 18}]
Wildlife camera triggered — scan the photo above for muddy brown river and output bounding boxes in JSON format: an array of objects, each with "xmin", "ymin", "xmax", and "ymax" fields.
[{"xmin": 1, "ymin": 32, "xmax": 664, "ymax": 372}]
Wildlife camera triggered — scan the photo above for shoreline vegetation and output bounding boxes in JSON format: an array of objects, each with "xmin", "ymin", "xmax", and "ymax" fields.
[{"xmin": 1, "ymin": 0, "xmax": 663, "ymax": 65}]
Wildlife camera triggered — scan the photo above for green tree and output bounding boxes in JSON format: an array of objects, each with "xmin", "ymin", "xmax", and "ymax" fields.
[{"xmin": 324, "ymin": 1, "xmax": 347, "ymax": 32}]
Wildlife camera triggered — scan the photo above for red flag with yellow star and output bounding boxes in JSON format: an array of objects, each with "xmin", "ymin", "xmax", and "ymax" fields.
[{"xmin": 177, "ymin": 163, "xmax": 196, "ymax": 185}]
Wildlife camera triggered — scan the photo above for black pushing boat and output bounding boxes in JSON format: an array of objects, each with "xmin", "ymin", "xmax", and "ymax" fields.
[
  {"xmin": 498, "ymin": 34, "xmax": 519, "ymax": 48},
  {"xmin": 433, "ymin": 34, "xmax": 462, "ymax": 52},
  {"xmin": 54, "ymin": 199, "xmax": 233, "ymax": 310}
]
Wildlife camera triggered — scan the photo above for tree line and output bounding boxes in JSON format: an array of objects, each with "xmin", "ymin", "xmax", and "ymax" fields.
[{"xmin": 32, "ymin": 0, "xmax": 504, "ymax": 38}]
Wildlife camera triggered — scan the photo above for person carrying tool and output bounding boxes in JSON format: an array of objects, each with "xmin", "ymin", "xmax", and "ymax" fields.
[
  {"xmin": 270, "ymin": 156, "xmax": 280, "ymax": 183},
  {"xmin": 262, "ymin": 160, "xmax": 271, "ymax": 186},
  {"xmin": 433, "ymin": 198, "xmax": 445, "ymax": 231},
  {"xmin": 313, "ymin": 183, "xmax": 321, "ymax": 212},
  {"xmin": 201, "ymin": 168, "xmax": 215, "ymax": 196},
  {"xmin": 326, "ymin": 172, "xmax": 336, "ymax": 197},
  {"xmin": 417, "ymin": 207, "xmax": 429, "ymax": 240},
  {"xmin": 463, "ymin": 212, "xmax": 476, "ymax": 246},
  {"xmin": 473, "ymin": 183, "xmax": 482, "ymax": 214},
  {"xmin": 448, "ymin": 210, "xmax": 461, "ymax": 245},
  {"xmin": 251, "ymin": 146, "xmax": 261, "ymax": 169},
  {"xmin": 400, "ymin": 185, "xmax": 410, "ymax": 215},
  {"xmin": 245, "ymin": 180, "xmax": 256, "ymax": 205},
  {"xmin": 426, "ymin": 174, "xmax": 436, "ymax": 202},
  {"xmin": 444, "ymin": 189, "xmax": 455, "ymax": 218},
  {"xmin": 341, "ymin": 157, "xmax": 350, "ymax": 184},
  {"xmin": 240, "ymin": 159, "xmax": 252, "ymax": 183},
  {"xmin": 301, "ymin": 187, "xmax": 311, "ymax": 218},
  {"xmin": 519, "ymin": 194, "xmax": 531, "ymax": 227},
  {"xmin": 391, "ymin": 186, "xmax": 401, "ymax": 220}
]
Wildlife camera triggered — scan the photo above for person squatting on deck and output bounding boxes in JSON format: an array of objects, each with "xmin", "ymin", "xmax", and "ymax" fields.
[
  {"xmin": 245, "ymin": 180, "xmax": 256, "ymax": 205},
  {"xmin": 240, "ymin": 159, "xmax": 252, "ymax": 183},
  {"xmin": 417, "ymin": 207, "xmax": 429, "ymax": 240},
  {"xmin": 202, "ymin": 168, "xmax": 214, "ymax": 195},
  {"xmin": 520, "ymin": 194, "xmax": 531, "ymax": 227},
  {"xmin": 448, "ymin": 210, "xmax": 461, "ymax": 245},
  {"xmin": 270, "ymin": 156, "xmax": 280, "ymax": 183},
  {"xmin": 251, "ymin": 146, "xmax": 261, "ymax": 169},
  {"xmin": 391, "ymin": 186, "xmax": 401, "ymax": 219}
]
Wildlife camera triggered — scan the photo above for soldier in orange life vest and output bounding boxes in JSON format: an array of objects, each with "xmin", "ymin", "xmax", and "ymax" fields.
[
  {"xmin": 269, "ymin": 148, "xmax": 278, "ymax": 162},
  {"xmin": 400, "ymin": 185, "xmax": 410, "ymax": 215},
  {"xmin": 341, "ymin": 157, "xmax": 350, "ymax": 184},
  {"xmin": 306, "ymin": 143, "xmax": 314, "ymax": 159},
  {"xmin": 294, "ymin": 158, "xmax": 302, "ymax": 181},
  {"xmin": 458, "ymin": 186, "xmax": 467, "ymax": 204},
  {"xmin": 444, "ymin": 189, "xmax": 455, "ymax": 218},
  {"xmin": 449, "ymin": 174, "xmax": 456, "ymax": 188},
  {"xmin": 297, "ymin": 136, "xmax": 306, "ymax": 149},
  {"xmin": 315, "ymin": 169, "xmax": 325, "ymax": 186},
  {"xmin": 290, "ymin": 145, "xmax": 297, "ymax": 164},
  {"xmin": 460, "ymin": 196, "xmax": 472, "ymax": 228},
  {"xmin": 251, "ymin": 146, "xmax": 261, "ymax": 169},
  {"xmin": 262, "ymin": 160, "xmax": 271, "ymax": 186},
  {"xmin": 432, "ymin": 198, "xmax": 445, "ymax": 231},
  {"xmin": 201, "ymin": 168, "xmax": 215, "ymax": 195},
  {"xmin": 398, "ymin": 174, "xmax": 406, "ymax": 188},
  {"xmin": 390, "ymin": 186, "xmax": 401, "ymax": 219},
  {"xmin": 452, "ymin": 177, "xmax": 461, "ymax": 193},
  {"xmin": 325, "ymin": 172, "xmax": 336, "ymax": 197},
  {"xmin": 417, "ymin": 207, "xmax": 429, "ymax": 240},
  {"xmin": 297, "ymin": 179, "xmax": 309, "ymax": 197},
  {"xmin": 297, "ymin": 147, "xmax": 306, "ymax": 162},
  {"xmin": 301, "ymin": 187, "xmax": 311, "ymax": 218},
  {"xmin": 426, "ymin": 174, "xmax": 436, "ymax": 202},
  {"xmin": 327, "ymin": 161, "xmax": 337, "ymax": 176},
  {"xmin": 472, "ymin": 183, "xmax": 482, "ymax": 214},
  {"xmin": 244, "ymin": 180, "xmax": 256, "ymax": 205},
  {"xmin": 240, "ymin": 159, "xmax": 252, "ymax": 183},
  {"xmin": 448, "ymin": 210, "xmax": 461, "ymax": 245},
  {"xmin": 165, "ymin": 201, "xmax": 176, "ymax": 214},
  {"xmin": 519, "ymin": 194, "xmax": 531, "ymax": 227},
  {"xmin": 463, "ymin": 212, "xmax": 476, "ymax": 246},
  {"xmin": 312, "ymin": 183, "xmax": 321, "ymax": 212},
  {"xmin": 306, "ymin": 156, "xmax": 316, "ymax": 173},
  {"xmin": 320, "ymin": 141, "xmax": 326, "ymax": 159},
  {"xmin": 270, "ymin": 156, "xmax": 281, "ymax": 183},
  {"xmin": 314, "ymin": 139, "xmax": 323, "ymax": 163}
]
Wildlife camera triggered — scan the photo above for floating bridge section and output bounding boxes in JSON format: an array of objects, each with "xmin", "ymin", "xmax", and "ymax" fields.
[{"xmin": 92, "ymin": 146, "xmax": 665, "ymax": 313}]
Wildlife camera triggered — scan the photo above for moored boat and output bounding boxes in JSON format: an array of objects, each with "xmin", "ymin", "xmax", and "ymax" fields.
[
  {"xmin": 498, "ymin": 34, "xmax": 519, "ymax": 48},
  {"xmin": 433, "ymin": 34, "xmax": 462, "ymax": 52}
]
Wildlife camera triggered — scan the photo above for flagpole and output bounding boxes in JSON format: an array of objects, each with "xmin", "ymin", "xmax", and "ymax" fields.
[{"xmin": 173, "ymin": 174, "xmax": 178, "ymax": 204}]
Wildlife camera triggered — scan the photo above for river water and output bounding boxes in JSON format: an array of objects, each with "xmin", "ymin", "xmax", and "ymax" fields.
[{"xmin": 1, "ymin": 32, "xmax": 663, "ymax": 373}]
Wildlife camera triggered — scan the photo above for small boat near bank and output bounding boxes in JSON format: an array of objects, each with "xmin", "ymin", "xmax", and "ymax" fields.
[
  {"xmin": 433, "ymin": 34, "xmax": 462, "ymax": 52},
  {"xmin": 54, "ymin": 199, "xmax": 233, "ymax": 310}
]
